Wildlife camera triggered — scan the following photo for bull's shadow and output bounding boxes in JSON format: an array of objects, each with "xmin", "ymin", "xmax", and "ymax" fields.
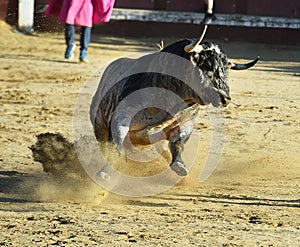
[
  {"xmin": 0, "ymin": 170, "xmax": 44, "ymax": 203},
  {"xmin": 157, "ymin": 193, "xmax": 300, "ymax": 209},
  {"xmin": 114, "ymin": 189, "xmax": 299, "ymax": 209}
]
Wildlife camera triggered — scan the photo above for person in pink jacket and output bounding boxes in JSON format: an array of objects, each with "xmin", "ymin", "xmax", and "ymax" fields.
[{"xmin": 45, "ymin": 0, "xmax": 115, "ymax": 62}]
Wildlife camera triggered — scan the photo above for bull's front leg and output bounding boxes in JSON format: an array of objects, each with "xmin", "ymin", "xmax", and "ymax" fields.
[
  {"xmin": 169, "ymin": 124, "xmax": 193, "ymax": 176},
  {"xmin": 110, "ymin": 111, "xmax": 131, "ymax": 151},
  {"xmin": 95, "ymin": 112, "xmax": 131, "ymax": 182},
  {"xmin": 95, "ymin": 138, "xmax": 115, "ymax": 181}
]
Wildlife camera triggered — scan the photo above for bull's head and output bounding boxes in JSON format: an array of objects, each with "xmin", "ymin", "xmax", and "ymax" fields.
[{"xmin": 184, "ymin": 25, "xmax": 259, "ymax": 106}]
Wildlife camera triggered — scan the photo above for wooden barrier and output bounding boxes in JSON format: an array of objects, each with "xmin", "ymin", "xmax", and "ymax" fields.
[{"xmin": 110, "ymin": 8, "xmax": 300, "ymax": 29}]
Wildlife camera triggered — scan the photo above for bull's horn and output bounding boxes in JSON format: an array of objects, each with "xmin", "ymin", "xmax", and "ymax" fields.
[
  {"xmin": 229, "ymin": 56, "xmax": 260, "ymax": 70},
  {"xmin": 184, "ymin": 25, "xmax": 208, "ymax": 53}
]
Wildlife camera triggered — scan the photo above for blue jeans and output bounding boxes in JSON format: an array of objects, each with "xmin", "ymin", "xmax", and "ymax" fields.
[{"xmin": 64, "ymin": 24, "xmax": 91, "ymax": 58}]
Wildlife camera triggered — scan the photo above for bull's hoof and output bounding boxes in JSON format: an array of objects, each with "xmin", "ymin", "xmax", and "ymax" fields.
[
  {"xmin": 96, "ymin": 164, "xmax": 112, "ymax": 182},
  {"xmin": 96, "ymin": 171, "xmax": 111, "ymax": 181},
  {"xmin": 170, "ymin": 161, "xmax": 188, "ymax": 176}
]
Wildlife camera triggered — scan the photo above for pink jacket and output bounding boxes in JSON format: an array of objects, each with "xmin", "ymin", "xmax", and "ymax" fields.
[{"xmin": 45, "ymin": 0, "xmax": 115, "ymax": 27}]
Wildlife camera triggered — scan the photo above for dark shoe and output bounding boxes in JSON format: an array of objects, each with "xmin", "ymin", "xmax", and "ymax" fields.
[
  {"xmin": 65, "ymin": 43, "xmax": 76, "ymax": 60},
  {"xmin": 202, "ymin": 12, "xmax": 216, "ymax": 25}
]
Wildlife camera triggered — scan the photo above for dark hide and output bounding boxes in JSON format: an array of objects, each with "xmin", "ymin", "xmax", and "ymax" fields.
[{"xmin": 90, "ymin": 40, "xmax": 231, "ymax": 177}]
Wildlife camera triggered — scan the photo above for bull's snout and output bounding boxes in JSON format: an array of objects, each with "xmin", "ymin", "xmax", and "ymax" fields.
[
  {"xmin": 221, "ymin": 96, "xmax": 231, "ymax": 107},
  {"xmin": 212, "ymin": 87, "xmax": 231, "ymax": 107}
]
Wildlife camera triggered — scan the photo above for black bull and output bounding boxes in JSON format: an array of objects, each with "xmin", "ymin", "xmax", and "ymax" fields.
[{"xmin": 90, "ymin": 38, "xmax": 259, "ymax": 177}]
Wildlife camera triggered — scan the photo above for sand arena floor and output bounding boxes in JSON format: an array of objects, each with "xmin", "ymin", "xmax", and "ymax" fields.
[{"xmin": 0, "ymin": 21, "xmax": 299, "ymax": 246}]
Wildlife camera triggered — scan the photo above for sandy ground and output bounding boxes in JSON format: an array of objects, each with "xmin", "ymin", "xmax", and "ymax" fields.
[{"xmin": 0, "ymin": 20, "xmax": 300, "ymax": 246}]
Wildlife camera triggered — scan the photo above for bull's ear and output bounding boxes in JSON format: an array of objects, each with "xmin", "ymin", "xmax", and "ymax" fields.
[
  {"xmin": 156, "ymin": 40, "xmax": 164, "ymax": 51},
  {"xmin": 229, "ymin": 56, "xmax": 260, "ymax": 70}
]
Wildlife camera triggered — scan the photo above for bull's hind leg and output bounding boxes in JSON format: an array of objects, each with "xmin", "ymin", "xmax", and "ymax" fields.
[
  {"xmin": 169, "ymin": 141, "xmax": 187, "ymax": 176},
  {"xmin": 169, "ymin": 124, "xmax": 193, "ymax": 176}
]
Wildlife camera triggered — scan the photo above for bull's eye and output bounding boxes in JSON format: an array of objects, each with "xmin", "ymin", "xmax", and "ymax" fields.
[
  {"xmin": 220, "ymin": 83, "xmax": 226, "ymax": 90},
  {"xmin": 214, "ymin": 70, "xmax": 220, "ymax": 78}
]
